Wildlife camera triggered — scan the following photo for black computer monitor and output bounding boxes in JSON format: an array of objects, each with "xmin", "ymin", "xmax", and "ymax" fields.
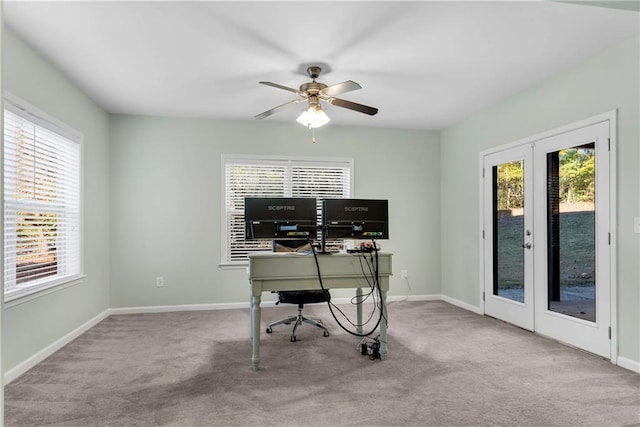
[
  {"xmin": 322, "ymin": 198, "xmax": 389, "ymax": 240},
  {"xmin": 244, "ymin": 197, "xmax": 317, "ymax": 240}
]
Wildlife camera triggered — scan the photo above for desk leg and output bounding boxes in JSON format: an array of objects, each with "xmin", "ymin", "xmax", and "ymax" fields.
[
  {"xmin": 379, "ymin": 288, "xmax": 388, "ymax": 360},
  {"xmin": 251, "ymin": 294, "xmax": 261, "ymax": 371},
  {"xmin": 356, "ymin": 288, "xmax": 363, "ymax": 335}
]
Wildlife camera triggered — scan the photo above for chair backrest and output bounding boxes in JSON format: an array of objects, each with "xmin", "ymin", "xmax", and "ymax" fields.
[
  {"xmin": 272, "ymin": 240, "xmax": 330, "ymax": 303},
  {"xmin": 272, "ymin": 240, "xmax": 312, "ymax": 253}
]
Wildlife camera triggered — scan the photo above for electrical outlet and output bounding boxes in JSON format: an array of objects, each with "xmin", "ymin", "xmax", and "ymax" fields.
[
  {"xmin": 156, "ymin": 276, "xmax": 164, "ymax": 287},
  {"xmin": 401, "ymin": 270, "xmax": 408, "ymax": 279}
]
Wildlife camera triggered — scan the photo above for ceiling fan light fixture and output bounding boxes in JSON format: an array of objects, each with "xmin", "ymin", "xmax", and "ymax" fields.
[
  {"xmin": 296, "ymin": 104, "xmax": 330, "ymax": 128},
  {"xmin": 256, "ymin": 64, "xmax": 377, "ymax": 128}
]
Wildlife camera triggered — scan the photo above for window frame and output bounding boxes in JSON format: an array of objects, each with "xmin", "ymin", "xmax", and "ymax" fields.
[
  {"xmin": 220, "ymin": 154, "xmax": 354, "ymax": 267},
  {"xmin": 3, "ymin": 93, "xmax": 84, "ymax": 303}
]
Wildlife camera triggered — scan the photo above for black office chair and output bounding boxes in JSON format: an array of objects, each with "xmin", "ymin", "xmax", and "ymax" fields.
[{"xmin": 265, "ymin": 240, "xmax": 331, "ymax": 342}]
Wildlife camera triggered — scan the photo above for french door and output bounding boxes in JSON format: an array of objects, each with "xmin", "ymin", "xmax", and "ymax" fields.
[
  {"xmin": 483, "ymin": 145, "xmax": 534, "ymax": 331},
  {"xmin": 482, "ymin": 116, "xmax": 613, "ymax": 359}
]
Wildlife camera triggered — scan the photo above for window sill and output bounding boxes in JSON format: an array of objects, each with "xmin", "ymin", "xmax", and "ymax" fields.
[
  {"xmin": 4, "ymin": 275, "xmax": 87, "ymax": 308},
  {"xmin": 218, "ymin": 262, "xmax": 249, "ymax": 270}
]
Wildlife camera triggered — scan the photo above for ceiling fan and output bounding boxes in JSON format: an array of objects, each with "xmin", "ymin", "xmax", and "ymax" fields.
[{"xmin": 255, "ymin": 66, "xmax": 378, "ymax": 128}]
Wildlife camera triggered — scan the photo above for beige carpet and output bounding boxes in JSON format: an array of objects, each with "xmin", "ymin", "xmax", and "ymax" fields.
[{"xmin": 4, "ymin": 300, "xmax": 639, "ymax": 426}]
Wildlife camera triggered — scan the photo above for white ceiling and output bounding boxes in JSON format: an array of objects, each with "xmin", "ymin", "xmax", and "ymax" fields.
[{"xmin": 3, "ymin": 1, "xmax": 639, "ymax": 130}]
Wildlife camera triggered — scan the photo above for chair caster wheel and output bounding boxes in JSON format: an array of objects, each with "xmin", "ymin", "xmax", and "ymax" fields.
[
  {"xmin": 323, "ymin": 331, "xmax": 330, "ymax": 337},
  {"xmin": 291, "ymin": 336, "xmax": 296, "ymax": 342},
  {"xmin": 266, "ymin": 328, "xmax": 272, "ymax": 334}
]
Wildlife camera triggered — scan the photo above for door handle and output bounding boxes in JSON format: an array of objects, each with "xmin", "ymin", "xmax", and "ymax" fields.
[{"xmin": 522, "ymin": 242, "xmax": 532, "ymax": 249}]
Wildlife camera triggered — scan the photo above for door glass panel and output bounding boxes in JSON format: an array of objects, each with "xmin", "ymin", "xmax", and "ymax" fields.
[
  {"xmin": 547, "ymin": 143, "xmax": 595, "ymax": 321},
  {"xmin": 493, "ymin": 160, "xmax": 525, "ymax": 303}
]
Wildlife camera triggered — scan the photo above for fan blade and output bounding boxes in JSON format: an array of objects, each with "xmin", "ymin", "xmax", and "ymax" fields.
[
  {"xmin": 259, "ymin": 81, "xmax": 304, "ymax": 95},
  {"xmin": 255, "ymin": 99, "xmax": 303, "ymax": 120},
  {"xmin": 327, "ymin": 97, "xmax": 378, "ymax": 116},
  {"xmin": 320, "ymin": 80, "xmax": 362, "ymax": 97}
]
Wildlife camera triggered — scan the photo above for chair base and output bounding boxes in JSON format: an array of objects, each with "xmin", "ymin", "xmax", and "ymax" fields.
[{"xmin": 266, "ymin": 306, "xmax": 330, "ymax": 342}]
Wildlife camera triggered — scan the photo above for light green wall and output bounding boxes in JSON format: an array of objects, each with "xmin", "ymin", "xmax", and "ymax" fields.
[
  {"xmin": 0, "ymin": 8, "xmax": 4, "ymax": 425},
  {"xmin": 440, "ymin": 35, "xmax": 640, "ymax": 364},
  {"xmin": 3, "ymin": 22, "xmax": 638, "ymax": 376},
  {"xmin": 1, "ymin": 25, "xmax": 441, "ymax": 375},
  {"xmin": 2, "ymin": 29, "xmax": 111, "ymax": 372},
  {"xmin": 109, "ymin": 116, "xmax": 441, "ymax": 307}
]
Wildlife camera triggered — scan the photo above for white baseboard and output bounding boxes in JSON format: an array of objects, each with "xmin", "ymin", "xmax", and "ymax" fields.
[
  {"xmin": 617, "ymin": 356, "xmax": 640, "ymax": 373},
  {"xmin": 387, "ymin": 294, "xmax": 441, "ymax": 303},
  {"xmin": 440, "ymin": 294, "xmax": 483, "ymax": 315},
  {"xmin": 4, "ymin": 309, "xmax": 110, "ymax": 384},
  {"xmin": 7, "ymin": 295, "xmax": 638, "ymax": 384},
  {"xmin": 329, "ymin": 294, "xmax": 440, "ymax": 305},
  {"xmin": 440, "ymin": 296, "xmax": 640, "ymax": 374},
  {"xmin": 109, "ymin": 302, "xmax": 248, "ymax": 315},
  {"xmin": 109, "ymin": 295, "xmax": 441, "ymax": 315},
  {"xmin": 2, "ymin": 294, "xmax": 443, "ymax": 384}
]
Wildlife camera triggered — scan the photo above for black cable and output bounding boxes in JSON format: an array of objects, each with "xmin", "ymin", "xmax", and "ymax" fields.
[
  {"xmin": 357, "ymin": 244, "xmax": 387, "ymax": 331},
  {"xmin": 307, "ymin": 236, "xmax": 384, "ymax": 337},
  {"xmin": 350, "ymin": 256, "xmax": 376, "ymax": 304},
  {"xmin": 372, "ymin": 241, "xmax": 388, "ymax": 328}
]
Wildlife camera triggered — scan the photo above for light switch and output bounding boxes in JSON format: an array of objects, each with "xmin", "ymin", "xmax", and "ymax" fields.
[{"xmin": 634, "ymin": 217, "xmax": 640, "ymax": 234}]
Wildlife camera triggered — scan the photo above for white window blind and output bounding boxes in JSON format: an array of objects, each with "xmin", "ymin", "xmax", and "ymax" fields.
[
  {"xmin": 222, "ymin": 155, "xmax": 353, "ymax": 264},
  {"xmin": 4, "ymin": 100, "xmax": 82, "ymax": 300}
]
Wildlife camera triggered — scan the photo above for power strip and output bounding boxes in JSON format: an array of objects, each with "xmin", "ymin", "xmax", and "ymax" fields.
[{"xmin": 358, "ymin": 335, "xmax": 381, "ymax": 360}]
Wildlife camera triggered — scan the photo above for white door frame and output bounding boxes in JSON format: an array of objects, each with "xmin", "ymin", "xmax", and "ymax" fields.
[
  {"xmin": 533, "ymin": 120, "xmax": 612, "ymax": 358},
  {"xmin": 479, "ymin": 110, "xmax": 617, "ymax": 363},
  {"xmin": 482, "ymin": 145, "xmax": 535, "ymax": 331}
]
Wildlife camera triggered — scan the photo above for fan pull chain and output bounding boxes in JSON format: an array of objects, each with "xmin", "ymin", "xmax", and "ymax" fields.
[{"xmin": 312, "ymin": 126, "xmax": 316, "ymax": 143}]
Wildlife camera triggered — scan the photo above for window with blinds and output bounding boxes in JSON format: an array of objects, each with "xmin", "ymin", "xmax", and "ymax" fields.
[
  {"xmin": 222, "ymin": 155, "xmax": 353, "ymax": 264},
  {"xmin": 4, "ymin": 97, "xmax": 82, "ymax": 300}
]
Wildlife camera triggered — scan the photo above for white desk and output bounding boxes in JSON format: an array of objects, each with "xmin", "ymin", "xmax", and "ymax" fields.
[{"xmin": 248, "ymin": 252, "xmax": 393, "ymax": 371}]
